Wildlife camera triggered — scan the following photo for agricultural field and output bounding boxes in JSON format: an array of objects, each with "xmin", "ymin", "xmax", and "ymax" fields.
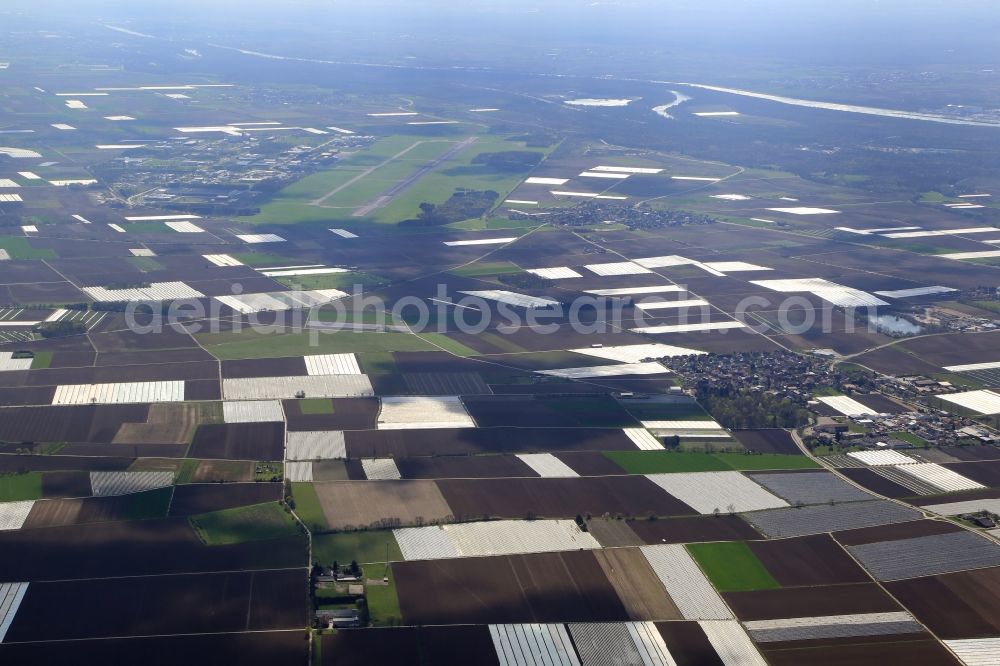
[{"xmin": 2, "ymin": 4, "xmax": 1000, "ymax": 663}]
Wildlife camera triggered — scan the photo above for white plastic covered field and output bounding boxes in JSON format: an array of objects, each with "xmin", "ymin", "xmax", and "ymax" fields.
[
  {"xmin": 0, "ymin": 501, "xmax": 35, "ymax": 531},
  {"xmin": 845, "ymin": 450, "xmax": 916, "ymax": 466},
  {"xmin": 631, "ymin": 321, "xmax": 746, "ymax": 334},
  {"xmin": 236, "ymin": 233, "xmax": 286, "ymax": 244},
  {"xmin": 90, "ymin": 471, "xmax": 174, "ymax": 497},
  {"xmin": 284, "ymin": 461, "xmax": 313, "ymax": 482},
  {"xmin": 443, "ymin": 237, "xmax": 517, "ymax": 247},
  {"xmin": 377, "ymin": 396, "xmax": 476, "ymax": 429},
  {"xmin": 0, "ymin": 582, "xmax": 29, "ymax": 642},
  {"xmin": 489, "ymin": 624, "xmax": 580, "ymax": 666},
  {"xmin": 0, "ymin": 351, "xmax": 32, "ymax": 372},
  {"xmin": 938, "ymin": 390, "xmax": 1000, "ymax": 414},
  {"xmin": 640, "ymin": 544, "xmax": 733, "ymax": 620},
  {"xmin": 571, "ymin": 343, "xmax": 705, "ymax": 363},
  {"xmin": 892, "ymin": 463, "xmax": 984, "ymax": 493},
  {"xmin": 223, "ymin": 375, "xmax": 374, "ymax": 400},
  {"xmin": 304, "ymin": 353, "xmax": 362, "ymax": 375},
  {"xmin": 361, "ymin": 458, "xmax": 402, "ymax": 480},
  {"xmin": 393, "ymin": 519, "xmax": 600, "ymax": 560},
  {"xmin": 223, "ymin": 400, "xmax": 285, "ymax": 423},
  {"xmin": 516, "ymin": 453, "xmax": 579, "ymax": 478},
  {"xmin": 526, "ymin": 267, "xmax": 582, "ymax": 280},
  {"xmin": 458, "ymin": 290, "xmax": 559, "ymax": 309},
  {"xmin": 215, "ymin": 289, "xmax": 348, "ymax": 314},
  {"xmin": 646, "ymin": 471, "xmax": 789, "ymax": 514},
  {"xmin": 52, "ymin": 380, "xmax": 185, "ymax": 405},
  {"xmin": 537, "ymin": 363, "xmax": 667, "ymax": 379},
  {"xmin": 585, "ymin": 285, "xmax": 685, "ymax": 297},
  {"xmin": 82, "ymin": 282, "xmax": 205, "ymax": 302},
  {"xmin": 285, "ymin": 431, "xmax": 346, "ymax": 460},
  {"xmin": 816, "ymin": 395, "xmax": 878, "ymax": 417},
  {"xmin": 622, "ymin": 428, "xmax": 664, "ymax": 450},
  {"xmin": 584, "ymin": 261, "xmax": 652, "ymax": 276}
]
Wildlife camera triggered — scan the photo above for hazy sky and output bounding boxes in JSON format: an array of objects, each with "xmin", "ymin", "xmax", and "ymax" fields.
[{"xmin": 8, "ymin": 0, "xmax": 1000, "ymax": 66}]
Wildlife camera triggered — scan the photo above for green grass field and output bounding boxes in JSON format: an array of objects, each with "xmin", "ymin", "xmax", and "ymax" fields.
[
  {"xmin": 292, "ymin": 482, "xmax": 329, "ymax": 532},
  {"xmin": 127, "ymin": 256, "xmax": 166, "ymax": 272},
  {"xmin": 276, "ymin": 272, "xmax": 389, "ymax": 292},
  {"xmin": 312, "ymin": 529, "xmax": 403, "ymax": 566},
  {"xmin": 298, "ymin": 398, "xmax": 336, "ymax": 415},
  {"xmin": 189, "ymin": 502, "xmax": 300, "ymax": 545},
  {"xmin": 196, "ymin": 329, "xmax": 437, "ymax": 360},
  {"xmin": 417, "ymin": 332, "xmax": 480, "ymax": 357},
  {"xmin": 888, "ymin": 431, "xmax": 929, "ymax": 447},
  {"xmin": 449, "ymin": 261, "xmax": 523, "ymax": 277},
  {"xmin": 605, "ymin": 451, "xmax": 819, "ymax": 474},
  {"xmin": 233, "ymin": 251, "xmax": 301, "ymax": 266},
  {"xmin": 687, "ymin": 541, "xmax": 781, "ymax": 592},
  {"xmin": 367, "ymin": 564, "xmax": 403, "ymax": 626},
  {"xmin": 0, "ymin": 472, "xmax": 43, "ymax": 501},
  {"xmin": 0, "ymin": 237, "xmax": 56, "ymax": 259},
  {"xmin": 29, "ymin": 351, "xmax": 52, "ymax": 369}
]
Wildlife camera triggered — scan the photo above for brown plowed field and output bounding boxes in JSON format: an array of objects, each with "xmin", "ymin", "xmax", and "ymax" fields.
[
  {"xmin": 851, "ymin": 346, "xmax": 944, "ymax": 376},
  {"xmin": 23, "ymin": 495, "xmax": 139, "ymax": 528},
  {"xmin": 761, "ymin": 635, "xmax": 961, "ymax": 666},
  {"xmin": 594, "ymin": 547, "xmax": 681, "ymax": 621},
  {"xmin": 312, "ymin": 480, "xmax": 454, "ymax": 530},
  {"xmin": 838, "ymin": 467, "xmax": 917, "ymax": 499},
  {"xmin": 463, "ymin": 395, "xmax": 638, "ymax": 428},
  {"xmin": 169, "ymin": 483, "xmax": 282, "ymax": 516},
  {"xmin": 184, "ymin": 378, "xmax": 222, "ymax": 400},
  {"xmin": 191, "ymin": 459, "xmax": 256, "ymax": 483},
  {"xmin": 6, "ymin": 569, "xmax": 306, "ymax": 641},
  {"xmin": 40, "ymin": 471, "xmax": 92, "ymax": 498},
  {"xmin": 393, "ymin": 455, "xmax": 536, "ymax": 479},
  {"xmin": 944, "ymin": 461, "xmax": 1000, "ymax": 487},
  {"xmin": 749, "ymin": 534, "xmax": 871, "ymax": 586},
  {"xmin": 627, "ymin": 515, "xmax": 762, "ymax": 544},
  {"xmin": 113, "ymin": 402, "xmax": 203, "ymax": 445},
  {"xmin": 0, "ymin": 404, "xmax": 149, "ymax": 443},
  {"xmin": 283, "ymin": 397, "xmax": 379, "ymax": 431},
  {"xmin": 22, "ymin": 360, "xmax": 218, "ymax": 386},
  {"xmin": 94, "ymin": 348, "xmax": 214, "ymax": 366},
  {"xmin": 345, "ymin": 427, "xmax": 637, "ymax": 457},
  {"xmin": 724, "ymin": 583, "xmax": 901, "ymax": 621},
  {"xmin": 886, "ymin": 566, "xmax": 1000, "ymax": 639},
  {"xmin": 911, "ymin": 488, "xmax": 1000, "ymax": 506},
  {"xmin": 899, "ymin": 331, "xmax": 1000, "ymax": 367},
  {"xmin": 0, "ymin": 454, "xmax": 132, "ymax": 472},
  {"xmin": 436, "ymin": 476, "xmax": 697, "ymax": 520},
  {"xmin": 556, "ymin": 451, "xmax": 629, "ymax": 475},
  {"xmin": 0, "ymin": 518, "xmax": 306, "ymax": 580},
  {"xmin": 321, "ymin": 626, "xmax": 499, "ymax": 666},
  {"xmin": 223, "ymin": 357, "xmax": 307, "ymax": 379},
  {"xmin": 732, "ymin": 429, "xmax": 800, "ymax": 455},
  {"xmin": 0, "ymin": 631, "xmax": 308, "ymax": 666},
  {"xmin": 395, "ymin": 550, "xmax": 628, "ymax": 624},
  {"xmin": 587, "ymin": 518, "xmax": 645, "ymax": 547},
  {"xmin": 189, "ymin": 422, "xmax": 284, "ymax": 460},
  {"xmin": 834, "ymin": 519, "xmax": 963, "ymax": 546},
  {"xmin": 654, "ymin": 622, "xmax": 725, "ymax": 666},
  {"xmin": 940, "ymin": 446, "xmax": 1000, "ymax": 461}
]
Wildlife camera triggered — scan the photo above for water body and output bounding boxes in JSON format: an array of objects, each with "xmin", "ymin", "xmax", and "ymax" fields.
[
  {"xmin": 652, "ymin": 91, "xmax": 692, "ymax": 119},
  {"xmin": 872, "ymin": 314, "xmax": 923, "ymax": 336},
  {"xmin": 669, "ymin": 82, "xmax": 1000, "ymax": 128}
]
